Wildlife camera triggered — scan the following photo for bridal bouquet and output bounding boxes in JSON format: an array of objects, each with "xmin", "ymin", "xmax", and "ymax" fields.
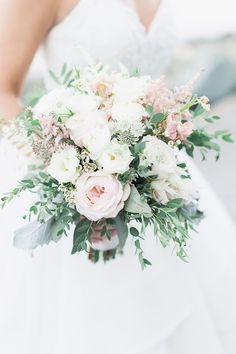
[{"xmin": 1, "ymin": 63, "xmax": 233, "ymax": 268}]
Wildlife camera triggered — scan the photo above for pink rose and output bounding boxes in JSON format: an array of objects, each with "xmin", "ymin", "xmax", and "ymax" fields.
[{"xmin": 75, "ymin": 172, "xmax": 130, "ymax": 221}]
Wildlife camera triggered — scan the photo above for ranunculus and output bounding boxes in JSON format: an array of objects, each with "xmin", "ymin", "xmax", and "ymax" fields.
[
  {"xmin": 74, "ymin": 172, "xmax": 130, "ymax": 221},
  {"xmin": 151, "ymin": 174, "xmax": 197, "ymax": 205},
  {"xmin": 140, "ymin": 135, "xmax": 177, "ymax": 177},
  {"xmin": 97, "ymin": 139, "xmax": 133, "ymax": 174},
  {"xmin": 65, "ymin": 110, "xmax": 111, "ymax": 159},
  {"xmin": 47, "ymin": 146, "xmax": 79, "ymax": 183},
  {"xmin": 34, "ymin": 87, "xmax": 101, "ymax": 116},
  {"xmin": 113, "ymin": 76, "xmax": 150, "ymax": 103}
]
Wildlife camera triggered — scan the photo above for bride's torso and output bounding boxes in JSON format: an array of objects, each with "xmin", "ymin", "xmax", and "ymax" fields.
[{"xmin": 42, "ymin": 0, "xmax": 176, "ymax": 85}]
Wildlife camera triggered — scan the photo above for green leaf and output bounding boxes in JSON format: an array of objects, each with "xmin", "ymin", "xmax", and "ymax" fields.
[
  {"xmin": 134, "ymin": 142, "xmax": 146, "ymax": 154},
  {"xmin": 71, "ymin": 219, "xmax": 93, "ymax": 254},
  {"xmin": 222, "ymin": 133, "xmax": 234, "ymax": 143},
  {"xmin": 150, "ymin": 113, "xmax": 165, "ymax": 125},
  {"xmin": 146, "ymin": 105, "xmax": 154, "ymax": 116},
  {"xmin": 192, "ymin": 104, "xmax": 205, "ymax": 118},
  {"xmin": 51, "ymin": 217, "xmax": 67, "ymax": 242},
  {"xmin": 129, "ymin": 226, "xmax": 139, "ymax": 237},
  {"xmin": 29, "ymin": 205, "xmax": 37, "ymax": 215},
  {"xmin": 39, "ymin": 172, "xmax": 49, "ymax": 179},
  {"xmin": 166, "ymin": 198, "xmax": 183, "ymax": 209},
  {"xmin": 124, "ymin": 186, "xmax": 152, "ymax": 217},
  {"xmin": 106, "ymin": 218, "xmax": 116, "ymax": 226},
  {"xmin": 48, "ymin": 70, "xmax": 60, "ymax": 84},
  {"xmin": 134, "ymin": 239, "xmax": 141, "ymax": 251},
  {"xmin": 115, "ymin": 214, "xmax": 128, "ymax": 250},
  {"xmin": 131, "ymin": 67, "xmax": 140, "ymax": 77},
  {"xmin": 63, "ymin": 70, "xmax": 73, "ymax": 85},
  {"xmin": 101, "ymin": 225, "xmax": 107, "ymax": 237},
  {"xmin": 60, "ymin": 63, "xmax": 67, "ymax": 76},
  {"xmin": 143, "ymin": 258, "xmax": 152, "ymax": 266}
]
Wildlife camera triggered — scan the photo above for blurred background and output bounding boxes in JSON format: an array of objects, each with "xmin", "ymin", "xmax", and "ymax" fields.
[{"xmin": 23, "ymin": 0, "xmax": 236, "ymax": 219}]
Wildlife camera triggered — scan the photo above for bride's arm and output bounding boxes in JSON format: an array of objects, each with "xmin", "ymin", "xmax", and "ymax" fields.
[{"xmin": 0, "ymin": 0, "xmax": 60, "ymax": 124}]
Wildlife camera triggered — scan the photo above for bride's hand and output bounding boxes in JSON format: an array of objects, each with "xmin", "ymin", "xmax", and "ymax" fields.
[{"xmin": 90, "ymin": 223, "xmax": 119, "ymax": 252}]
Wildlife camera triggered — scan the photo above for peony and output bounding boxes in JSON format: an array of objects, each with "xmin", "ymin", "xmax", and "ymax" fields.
[
  {"xmin": 74, "ymin": 172, "xmax": 131, "ymax": 221},
  {"xmin": 113, "ymin": 76, "xmax": 150, "ymax": 103},
  {"xmin": 47, "ymin": 146, "xmax": 79, "ymax": 183},
  {"xmin": 110, "ymin": 102, "xmax": 147, "ymax": 123},
  {"xmin": 34, "ymin": 87, "xmax": 101, "ymax": 116},
  {"xmin": 65, "ymin": 110, "xmax": 111, "ymax": 159},
  {"xmin": 140, "ymin": 135, "xmax": 177, "ymax": 177},
  {"xmin": 97, "ymin": 139, "xmax": 133, "ymax": 174},
  {"xmin": 151, "ymin": 174, "xmax": 197, "ymax": 205}
]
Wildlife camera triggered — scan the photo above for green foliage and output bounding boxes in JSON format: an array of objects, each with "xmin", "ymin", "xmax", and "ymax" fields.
[
  {"xmin": 183, "ymin": 128, "xmax": 234, "ymax": 160},
  {"xmin": 115, "ymin": 214, "xmax": 129, "ymax": 250},
  {"xmin": 71, "ymin": 218, "xmax": 93, "ymax": 254},
  {"xmin": 134, "ymin": 238, "xmax": 152, "ymax": 270},
  {"xmin": 124, "ymin": 186, "xmax": 153, "ymax": 217},
  {"xmin": 49, "ymin": 63, "xmax": 74, "ymax": 87},
  {"xmin": 18, "ymin": 108, "xmax": 42, "ymax": 138}
]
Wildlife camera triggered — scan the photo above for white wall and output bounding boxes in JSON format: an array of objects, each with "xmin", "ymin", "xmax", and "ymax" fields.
[{"xmin": 173, "ymin": 0, "xmax": 236, "ymax": 39}]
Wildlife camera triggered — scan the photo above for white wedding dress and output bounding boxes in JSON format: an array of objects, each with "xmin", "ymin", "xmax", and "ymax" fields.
[{"xmin": 0, "ymin": 1, "xmax": 236, "ymax": 353}]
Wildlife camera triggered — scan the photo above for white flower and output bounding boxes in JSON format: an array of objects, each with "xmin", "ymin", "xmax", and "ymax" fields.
[
  {"xmin": 75, "ymin": 171, "xmax": 131, "ymax": 221},
  {"xmin": 97, "ymin": 140, "xmax": 133, "ymax": 174},
  {"xmin": 140, "ymin": 135, "xmax": 177, "ymax": 177},
  {"xmin": 34, "ymin": 87, "xmax": 100, "ymax": 116},
  {"xmin": 65, "ymin": 111, "xmax": 111, "ymax": 159},
  {"xmin": 110, "ymin": 120, "xmax": 145, "ymax": 139},
  {"xmin": 47, "ymin": 146, "xmax": 79, "ymax": 183},
  {"xmin": 113, "ymin": 76, "xmax": 150, "ymax": 103},
  {"xmin": 110, "ymin": 102, "xmax": 147, "ymax": 123},
  {"xmin": 151, "ymin": 174, "xmax": 197, "ymax": 205},
  {"xmin": 109, "ymin": 102, "xmax": 147, "ymax": 137}
]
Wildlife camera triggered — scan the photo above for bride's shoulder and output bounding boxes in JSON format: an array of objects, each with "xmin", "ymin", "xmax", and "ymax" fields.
[{"xmin": 1, "ymin": 0, "xmax": 61, "ymax": 29}]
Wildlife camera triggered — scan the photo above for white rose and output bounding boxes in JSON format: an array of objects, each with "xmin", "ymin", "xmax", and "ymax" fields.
[
  {"xmin": 140, "ymin": 135, "xmax": 177, "ymax": 177},
  {"xmin": 151, "ymin": 174, "xmax": 197, "ymax": 205},
  {"xmin": 34, "ymin": 87, "xmax": 100, "ymax": 116},
  {"xmin": 113, "ymin": 76, "xmax": 150, "ymax": 103},
  {"xmin": 97, "ymin": 140, "xmax": 133, "ymax": 174},
  {"xmin": 75, "ymin": 172, "xmax": 131, "ymax": 221},
  {"xmin": 47, "ymin": 146, "xmax": 79, "ymax": 183},
  {"xmin": 110, "ymin": 102, "xmax": 147, "ymax": 123},
  {"xmin": 65, "ymin": 111, "xmax": 111, "ymax": 159}
]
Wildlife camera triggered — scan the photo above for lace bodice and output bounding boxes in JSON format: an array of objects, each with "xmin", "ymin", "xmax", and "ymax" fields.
[{"xmin": 42, "ymin": 0, "xmax": 176, "ymax": 86}]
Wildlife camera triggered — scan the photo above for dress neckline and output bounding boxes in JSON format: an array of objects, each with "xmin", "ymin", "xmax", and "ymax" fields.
[
  {"xmin": 121, "ymin": 0, "xmax": 164, "ymax": 35},
  {"xmin": 52, "ymin": 0, "xmax": 165, "ymax": 39}
]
